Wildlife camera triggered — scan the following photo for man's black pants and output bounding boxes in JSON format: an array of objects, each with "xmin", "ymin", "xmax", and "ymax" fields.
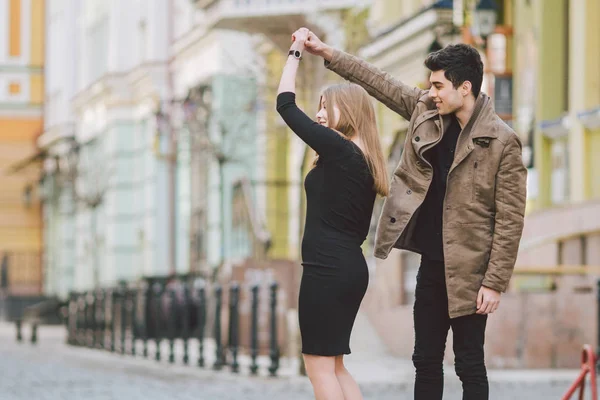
[{"xmin": 413, "ymin": 257, "xmax": 489, "ymax": 400}]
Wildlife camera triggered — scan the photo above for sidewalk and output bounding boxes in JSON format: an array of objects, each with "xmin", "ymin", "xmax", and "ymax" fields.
[
  {"xmin": 0, "ymin": 320, "xmax": 589, "ymax": 400},
  {"xmin": 0, "ymin": 318, "xmax": 583, "ymax": 387},
  {"xmin": 0, "ymin": 314, "xmax": 579, "ymax": 384}
]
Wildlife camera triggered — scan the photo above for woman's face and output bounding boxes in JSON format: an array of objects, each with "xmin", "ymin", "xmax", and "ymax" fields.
[{"xmin": 316, "ymin": 96, "xmax": 340, "ymax": 128}]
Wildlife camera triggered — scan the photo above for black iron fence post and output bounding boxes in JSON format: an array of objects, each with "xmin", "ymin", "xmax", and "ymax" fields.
[
  {"xmin": 168, "ymin": 287, "xmax": 176, "ymax": 364},
  {"xmin": 182, "ymin": 285, "xmax": 190, "ymax": 365},
  {"xmin": 268, "ymin": 282, "xmax": 279, "ymax": 377},
  {"xmin": 120, "ymin": 286, "xmax": 127, "ymax": 355},
  {"xmin": 30, "ymin": 322, "xmax": 38, "ymax": 344},
  {"xmin": 130, "ymin": 289, "xmax": 137, "ymax": 356},
  {"xmin": 75, "ymin": 293, "xmax": 85, "ymax": 346},
  {"xmin": 96, "ymin": 290, "xmax": 105, "ymax": 349},
  {"xmin": 229, "ymin": 282, "xmax": 240, "ymax": 373},
  {"xmin": 110, "ymin": 290, "xmax": 117, "ymax": 353},
  {"xmin": 15, "ymin": 319, "xmax": 22, "ymax": 343},
  {"xmin": 142, "ymin": 284, "xmax": 150, "ymax": 358},
  {"xmin": 67, "ymin": 292, "xmax": 77, "ymax": 345},
  {"xmin": 76, "ymin": 293, "xmax": 83, "ymax": 346},
  {"xmin": 213, "ymin": 284, "xmax": 224, "ymax": 370},
  {"xmin": 88, "ymin": 292, "xmax": 96, "ymax": 348},
  {"xmin": 197, "ymin": 284, "xmax": 206, "ymax": 368},
  {"xmin": 103, "ymin": 290, "xmax": 110, "ymax": 350},
  {"xmin": 153, "ymin": 282, "xmax": 163, "ymax": 362},
  {"xmin": 249, "ymin": 284, "xmax": 259, "ymax": 375},
  {"xmin": 79, "ymin": 293, "xmax": 87, "ymax": 346}
]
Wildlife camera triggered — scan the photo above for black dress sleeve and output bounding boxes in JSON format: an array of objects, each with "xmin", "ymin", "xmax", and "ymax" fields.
[{"xmin": 276, "ymin": 92, "xmax": 350, "ymax": 158}]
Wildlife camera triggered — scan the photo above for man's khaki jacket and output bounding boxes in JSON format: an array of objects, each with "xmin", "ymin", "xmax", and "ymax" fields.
[{"xmin": 327, "ymin": 49, "xmax": 527, "ymax": 318}]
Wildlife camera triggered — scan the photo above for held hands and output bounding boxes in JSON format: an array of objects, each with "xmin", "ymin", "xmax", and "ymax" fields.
[
  {"xmin": 291, "ymin": 28, "xmax": 332, "ymax": 61},
  {"xmin": 476, "ymin": 286, "xmax": 501, "ymax": 315},
  {"xmin": 291, "ymin": 28, "xmax": 309, "ymax": 51}
]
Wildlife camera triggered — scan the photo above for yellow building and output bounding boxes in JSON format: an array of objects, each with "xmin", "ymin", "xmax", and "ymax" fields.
[
  {"xmin": 0, "ymin": 0, "xmax": 45, "ymax": 302},
  {"xmin": 350, "ymin": 0, "xmax": 599, "ymax": 368},
  {"xmin": 514, "ymin": 0, "xmax": 600, "ymax": 269}
]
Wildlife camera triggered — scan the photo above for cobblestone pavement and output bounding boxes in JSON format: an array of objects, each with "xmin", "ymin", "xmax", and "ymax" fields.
[{"xmin": 0, "ymin": 323, "xmax": 585, "ymax": 400}]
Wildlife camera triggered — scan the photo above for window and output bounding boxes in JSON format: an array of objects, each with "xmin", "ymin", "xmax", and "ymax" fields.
[
  {"xmin": 8, "ymin": 82, "xmax": 21, "ymax": 94},
  {"xmin": 557, "ymin": 240, "xmax": 564, "ymax": 265},
  {"xmin": 551, "ymin": 139, "xmax": 569, "ymax": 204},
  {"xmin": 580, "ymin": 235, "xmax": 587, "ymax": 266}
]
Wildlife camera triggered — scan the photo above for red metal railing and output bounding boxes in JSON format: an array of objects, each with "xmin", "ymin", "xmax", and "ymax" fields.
[{"xmin": 561, "ymin": 345, "xmax": 598, "ymax": 400}]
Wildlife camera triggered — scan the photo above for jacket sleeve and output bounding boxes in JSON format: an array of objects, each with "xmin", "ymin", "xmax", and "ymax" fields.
[
  {"xmin": 482, "ymin": 134, "xmax": 527, "ymax": 292},
  {"xmin": 325, "ymin": 49, "xmax": 428, "ymax": 121}
]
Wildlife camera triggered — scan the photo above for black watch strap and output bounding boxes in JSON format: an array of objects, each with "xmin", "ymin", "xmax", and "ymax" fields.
[{"xmin": 288, "ymin": 50, "xmax": 302, "ymax": 60}]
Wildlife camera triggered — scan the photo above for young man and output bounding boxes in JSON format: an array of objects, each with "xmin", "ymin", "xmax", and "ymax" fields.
[{"xmin": 299, "ymin": 29, "xmax": 527, "ymax": 399}]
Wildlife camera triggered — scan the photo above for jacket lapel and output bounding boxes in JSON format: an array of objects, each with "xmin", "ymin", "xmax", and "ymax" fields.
[
  {"xmin": 450, "ymin": 94, "xmax": 496, "ymax": 173},
  {"xmin": 411, "ymin": 109, "xmax": 441, "ymax": 158}
]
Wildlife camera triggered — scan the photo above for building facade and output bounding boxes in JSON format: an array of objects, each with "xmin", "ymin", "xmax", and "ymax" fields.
[
  {"xmin": 514, "ymin": 0, "xmax": 600, "ymax": 267},
  {"xmin": 39, "ymin": 0, "xmax": 268, "ymax": 299},
  {"xmin": 0, "ymin": 0, "xmax": 46, "ymax": 319},
  {"xmin": 355, "ymin": 0, "xmax": 600, "ymax": 368}
]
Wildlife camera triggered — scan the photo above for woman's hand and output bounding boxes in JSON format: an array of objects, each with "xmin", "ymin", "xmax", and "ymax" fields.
[
  {"xmin": 277, "ymin": 29, "xmax": 308, "ymax": 95},
  {"xmin": 292, "ymin": 28, "xmax": 333, "ymax": 62},
  {"xmin": 291, "ymin": 28, "xmax": 309, "ymax": 50}
]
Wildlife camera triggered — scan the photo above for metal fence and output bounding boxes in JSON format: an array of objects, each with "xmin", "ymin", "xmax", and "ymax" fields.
[{"xmin": 65, "ymin": 279, "xmax": 282, "ymax": 376}]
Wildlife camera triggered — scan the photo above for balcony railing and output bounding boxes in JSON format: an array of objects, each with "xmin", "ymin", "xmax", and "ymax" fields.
[{"xmin": 196, "ymin": 0, "xmax": 366, "ymax": 29}]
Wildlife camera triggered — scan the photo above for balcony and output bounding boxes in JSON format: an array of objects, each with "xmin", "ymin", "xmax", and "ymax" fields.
[{"xmin": 195, "ymin": 0, "xmax": 367, "ymax": 36}]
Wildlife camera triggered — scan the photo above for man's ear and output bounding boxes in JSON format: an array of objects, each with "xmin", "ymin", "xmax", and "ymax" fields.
[{"xmin": 462, "ymin": 81, "xmax": 472, "ymax": 97}]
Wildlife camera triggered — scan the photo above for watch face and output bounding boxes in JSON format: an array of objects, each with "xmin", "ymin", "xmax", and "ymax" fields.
[{"xmin": 294, "ymin": 51, "xmax": 301, "ymax": 58}]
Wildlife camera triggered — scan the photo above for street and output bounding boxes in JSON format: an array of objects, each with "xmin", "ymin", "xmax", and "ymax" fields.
[{"xmin": 0, "ymin": 323, "xmax": 586, "ymax": 400}]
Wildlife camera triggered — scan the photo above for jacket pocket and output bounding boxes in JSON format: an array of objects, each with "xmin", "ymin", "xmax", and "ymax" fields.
[{"xmin": 471, "ymin": 145, "xmax": 493, "ymax": 203}]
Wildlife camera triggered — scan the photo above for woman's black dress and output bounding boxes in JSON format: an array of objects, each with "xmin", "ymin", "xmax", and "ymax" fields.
[{"xmin": 277, "ymin": 92, "xmax": 376, "ymax": 356}]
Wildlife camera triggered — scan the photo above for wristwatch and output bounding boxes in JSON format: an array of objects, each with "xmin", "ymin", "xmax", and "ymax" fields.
[{"xmin": 288, "ymin": 49, "xmax": 302, "ymax": 60}]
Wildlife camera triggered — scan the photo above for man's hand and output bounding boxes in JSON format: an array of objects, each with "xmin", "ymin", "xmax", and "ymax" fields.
[
  {"xmin": 291, "ymin": 28, "xmax": 309, "ymax": 50},
  {"xmin": 298, "ymin": 30, "xmax": 333, "ymax": 62},
  {"xmin": 476, "ymin": 286, "xmax": 501, "ymax": 315}
]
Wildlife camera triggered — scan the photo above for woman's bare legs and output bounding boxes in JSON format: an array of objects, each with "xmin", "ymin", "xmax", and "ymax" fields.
[
  {"xmin": 335, "ymin": 355, "xmax": 363, "ymax": 400},
  {"xmin": 303, "ymin": 354, "xmax": 345, "ymax": 400}
]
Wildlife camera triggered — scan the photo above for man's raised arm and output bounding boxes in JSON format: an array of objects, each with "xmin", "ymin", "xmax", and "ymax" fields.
[{"xmin": 305, "ymin": 30, "xmax": 427, "ymax": 121}]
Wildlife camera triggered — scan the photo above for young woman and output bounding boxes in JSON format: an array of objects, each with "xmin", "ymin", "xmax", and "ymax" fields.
[{"xmin": 276, "ymin": 28, "xmax": 389, "ymax": 400}]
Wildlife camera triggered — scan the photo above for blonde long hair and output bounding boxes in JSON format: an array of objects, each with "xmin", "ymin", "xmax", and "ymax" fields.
[{"xmin": 319, "ymin": 83, "xmax": 389, "ymax": 197}]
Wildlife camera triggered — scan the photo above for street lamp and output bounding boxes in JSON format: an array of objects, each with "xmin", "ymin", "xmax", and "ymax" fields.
[
  {"xmin": 429, "ymin": 0, "xmax": 498, "ymax": 52},
  {"xmin": 471, "ymin": 0, "xmax": 498, "ymax": 42}
]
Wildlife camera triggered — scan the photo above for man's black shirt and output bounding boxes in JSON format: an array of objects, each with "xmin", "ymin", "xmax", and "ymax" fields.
[{"xmin": 415, "ymin": 115, "xmax": 462, "ymax": 261}]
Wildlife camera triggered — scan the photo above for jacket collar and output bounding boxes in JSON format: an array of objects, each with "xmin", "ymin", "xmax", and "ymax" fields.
[
  {"xmin": 413, "ymin": 93, "xmax": 498, "ymax": 160},
  {"xmin": 450, "ymin": 93, "xmax": 497, "ymax": 172}
]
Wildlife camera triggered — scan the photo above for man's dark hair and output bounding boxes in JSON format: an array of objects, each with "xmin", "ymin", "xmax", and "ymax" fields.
[{"xmin": 424, "ymin": 44, "xmax": 484, "ymax": 98}]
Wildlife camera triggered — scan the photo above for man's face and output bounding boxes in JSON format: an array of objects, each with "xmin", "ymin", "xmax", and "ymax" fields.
[{"xmin": 428, "ymin": 70, "xmax": 469, "ymax": 115}]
